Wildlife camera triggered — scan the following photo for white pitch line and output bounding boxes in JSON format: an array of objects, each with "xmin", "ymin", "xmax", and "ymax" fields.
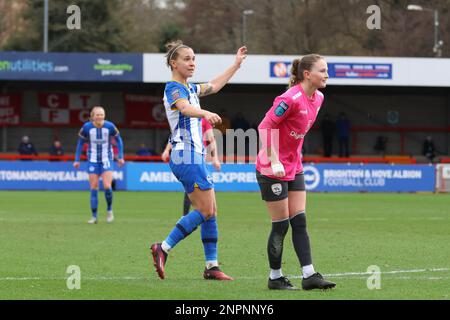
[
  {"xmin": 0, "ymin": 277, "xmax": 43, "ymax": 281},
  {"xmin": 1, "ymin": 268, "xmax": 449, "ymax": 282},
  {"xmin": 289, "ymin": 267, "xmax": 450, "ymax": 279},
  {"xmin": 0, "ymin": 276, "xmax": 146, "ymax": 281},
  {"xmin": 315, "ymin": 217, "xmax": 448, "ymax": 222}
]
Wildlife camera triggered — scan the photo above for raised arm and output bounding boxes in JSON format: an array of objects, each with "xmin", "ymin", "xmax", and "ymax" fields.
[{"xmin": 198, "ymin": 46, "xmax": 248, "ymax": 97}]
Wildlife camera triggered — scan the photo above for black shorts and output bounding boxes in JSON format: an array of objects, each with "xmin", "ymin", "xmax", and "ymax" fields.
[{"xmin": 256, "ymin": 170, "xmax": 305, "ymax": 202}]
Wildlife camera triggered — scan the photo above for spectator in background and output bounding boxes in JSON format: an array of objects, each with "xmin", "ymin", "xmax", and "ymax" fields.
[
  {"xmin": 49, "ymin": 139, "xmax": 64, "ymax": 161},
  {"xmin": 374, "ymin": 136, "xmax": 388, "ymax": 156},
  {"xmin": 215, "ymin": 109, "xmax": 231, "ymax": 134},
  {"xmin": 215, "ymin": 109, "xmax": 231, "ymax": 157},
  {"xmin": 422, "ymin": 135, "xmax": 436, "ymax": 162},
  {"xmin": 231, "ymin": 112, "xmax": 250, "ymax": 131},
  {"xmin": 82, "ymin": 141, "xmax": 89, "ymax": 157},
  {"xmin": 110, "ymin": 136, "xmax": 119, "ymax": 160},
  {"xmin": 320, "ymin": 113, "xmax": 334, "ymax": 157},
  {"xmin": 231, "ymin": 112, "xmax": 251, "ymax": 157},
  {"xmin": 18, "ymin": 135, "xmax": 38, "ymax": 160},
  {"xmin": 336, "ymin": 112, "xmax": 350, "ymax": 158},
  {"xmin": 136, "ymin": 143, "xmax": 157, "ymax": 157}
]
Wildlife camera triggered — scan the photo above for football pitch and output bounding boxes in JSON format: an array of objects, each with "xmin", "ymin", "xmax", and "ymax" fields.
[{"xmin": 0, "ymin": 191, "xmax": 449, "ymax": 300}]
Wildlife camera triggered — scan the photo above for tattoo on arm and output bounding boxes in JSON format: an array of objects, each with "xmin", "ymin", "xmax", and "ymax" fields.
[{"xmin": 200, "ymin": 83, "xmax": 214, "ymax": 96}]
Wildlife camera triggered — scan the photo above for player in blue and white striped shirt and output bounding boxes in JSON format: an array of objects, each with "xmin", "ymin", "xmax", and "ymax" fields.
[
  {"xmin": 151, "ymin": 40, "xmax": 247, "ymax": 281},
  {"xmin": 73, "ymin": 106, "xmax": 125, "ymax": 224}
]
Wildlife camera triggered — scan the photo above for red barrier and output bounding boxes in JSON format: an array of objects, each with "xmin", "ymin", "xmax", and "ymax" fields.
[
  {"xmin": 0, "ymin": 154, "xmax": 163, "ymax": 162},
  {"xmin": 0, "ymin": 154, "xmax": 421, "ymax": 164},
  {"xmin": 303, "ymin": 156, "xmax": 390, "ymax": 164}
]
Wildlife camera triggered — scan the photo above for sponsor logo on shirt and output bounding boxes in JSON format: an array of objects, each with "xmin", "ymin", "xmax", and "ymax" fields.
[
  {"xmin": 300, "ymin": 109, "xmax": 308, "ymax": 115},
  {"xmin": 171, "ymin": 89, "xmax": 180, "ymax": 101},
  {"xmin": 274, "ymin": 101, "xmax": 289, "ymax": 117},
  {"xmin": 290, "ymin": 130, "xmax": 305, "ymax": 140},
  {"xmin": 91, "ymin": 138, "xmax": 107, "ymax": 145}
]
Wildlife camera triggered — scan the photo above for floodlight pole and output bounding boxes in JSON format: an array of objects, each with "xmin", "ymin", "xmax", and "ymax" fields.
[
  {"xmin": 43, "ymin": 0, "xmax": 49, "ymax": 52},
  {"xmin": 407, "ymin": 4, "xmax": 443, "ymax": 57},
  {"xmin": 433, "ymin": 9, "xmax": 442, "ymax": 57},
  {"xmin": 242, "ymin": 10, "xmax": 254, "ymax": 45}
]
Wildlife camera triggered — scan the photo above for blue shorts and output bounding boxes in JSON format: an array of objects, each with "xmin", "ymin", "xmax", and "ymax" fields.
[
  {"xmin": 169, "ymin": 150, "xmax": 214, "ymax": 194},
  {"xmin": 87, "ymin": 161, "xmax": 114, "ymax": 175}
]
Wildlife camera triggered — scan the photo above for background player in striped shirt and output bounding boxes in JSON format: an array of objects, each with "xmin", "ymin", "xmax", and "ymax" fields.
[
  {"xmin": 73, "ymin": 106, "xmax": 125, "ymax": 224},
  {"xmin": 256, "ymin": 54, "xmax": 336, "ymax": 290},
  {"xmin": 151, "ymin": 40, "xmax": 247, "ymax": 281}
]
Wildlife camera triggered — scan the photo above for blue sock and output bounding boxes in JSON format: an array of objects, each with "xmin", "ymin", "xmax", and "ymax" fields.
[
  {"xmin": 90, "ymin": 189, "xmax": 98, "ymax": 218},
  {"xmin": 164, "ymin": 210, "xmax": 205, "ymax": 249},
  {"xmin": 201, "ymin": 216, "xmax": 218, "ymax": 263},
  {"xmin": 105, "ymin": 188, "xmax": 113, "ymax": 211}
]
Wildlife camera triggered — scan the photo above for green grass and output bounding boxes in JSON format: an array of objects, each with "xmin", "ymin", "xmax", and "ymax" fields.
[{"xmin": 0, "ymin": 191, "xmax": 449, "ymax": 300}]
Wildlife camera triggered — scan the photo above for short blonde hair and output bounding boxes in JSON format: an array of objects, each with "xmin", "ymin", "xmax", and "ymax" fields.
[{"xmin": 90, "ymin": 106, "xmax": 105, "ymax": 119}]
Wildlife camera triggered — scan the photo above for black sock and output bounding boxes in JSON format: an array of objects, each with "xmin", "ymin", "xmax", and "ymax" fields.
[
  {"xmin": 183, "ymin": 192, "xmax": 191, "ymax": 216},
  {"xmin": 267, "ymin": 219, "xmax": 289, "ymax": 270},
  {"xmin": 290, "ymin": 212, "xmax": 312, "ymax": 266}
]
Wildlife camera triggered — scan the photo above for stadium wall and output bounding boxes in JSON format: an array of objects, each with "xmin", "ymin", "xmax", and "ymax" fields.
[{"xmin": 1, "ymin": 82, "xmax": 449, "ymax": 157}]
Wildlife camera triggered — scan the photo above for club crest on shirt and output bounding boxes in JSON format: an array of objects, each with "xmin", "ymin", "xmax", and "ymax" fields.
[
  {"xmin": 274, "ymin": 101, "xmax": 289, "ymax": 117},
  {"xmin": 171, "ymin": 89, "xmax": 181, "ymax": 101},
  {"xmin": 271, "ymin": 183, "xmax": 282, "ymax": 196}
]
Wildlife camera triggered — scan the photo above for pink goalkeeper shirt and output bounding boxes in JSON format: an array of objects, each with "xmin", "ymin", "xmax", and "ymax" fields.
[
  {"xmin": 201, "ymin": 118, "xmax": 213, "ymax": 147},
  {"xmin": 256, "ymin": 84, "xmax": 324, "ymax": 181}
]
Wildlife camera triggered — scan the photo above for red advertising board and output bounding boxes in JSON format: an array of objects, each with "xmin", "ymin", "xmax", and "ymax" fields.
[
  {"xmin": 39, "ymin": 92, "xmax": 100, "ymax": 125},
  {"xmin": 0, "ymin": 93, "xmax": 21, "ymax": 124},
  {"xmin": 124, "ymin": 94, "xmax": 168, "ymax": 128}
]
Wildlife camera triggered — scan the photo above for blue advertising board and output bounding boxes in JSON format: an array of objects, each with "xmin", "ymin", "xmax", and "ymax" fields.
[
  {"xmin": 269, "ymin": 61, "xmax": 292, "ymax": 78},
  {"xmin": 270, "ymin": 61, "xmax": 392, "ymax": 80},
  {"xmin": 303, "ymin": 164, "xmax": 435, "ymax": 192},
  {"xmin": 126, "ymin": 162, "xmax": 258, "ymax": 192},
  {"xmin": 0, "ymin": 162, "xmax": 435, "ymax": 192},
  {"xmin": 327, "ymin": 63, "xmax": 392, "ymax": 79},
  {"xmin": 0, "ymin": 52, "xmax": 142, "ymax": 82},
  {"xmin": 0, "ymin": 161, "xmax": 125, "ymax": 190},
  {"xmin": 126, "ymin": 163, "xmax": 435, "ymax": 192}
]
